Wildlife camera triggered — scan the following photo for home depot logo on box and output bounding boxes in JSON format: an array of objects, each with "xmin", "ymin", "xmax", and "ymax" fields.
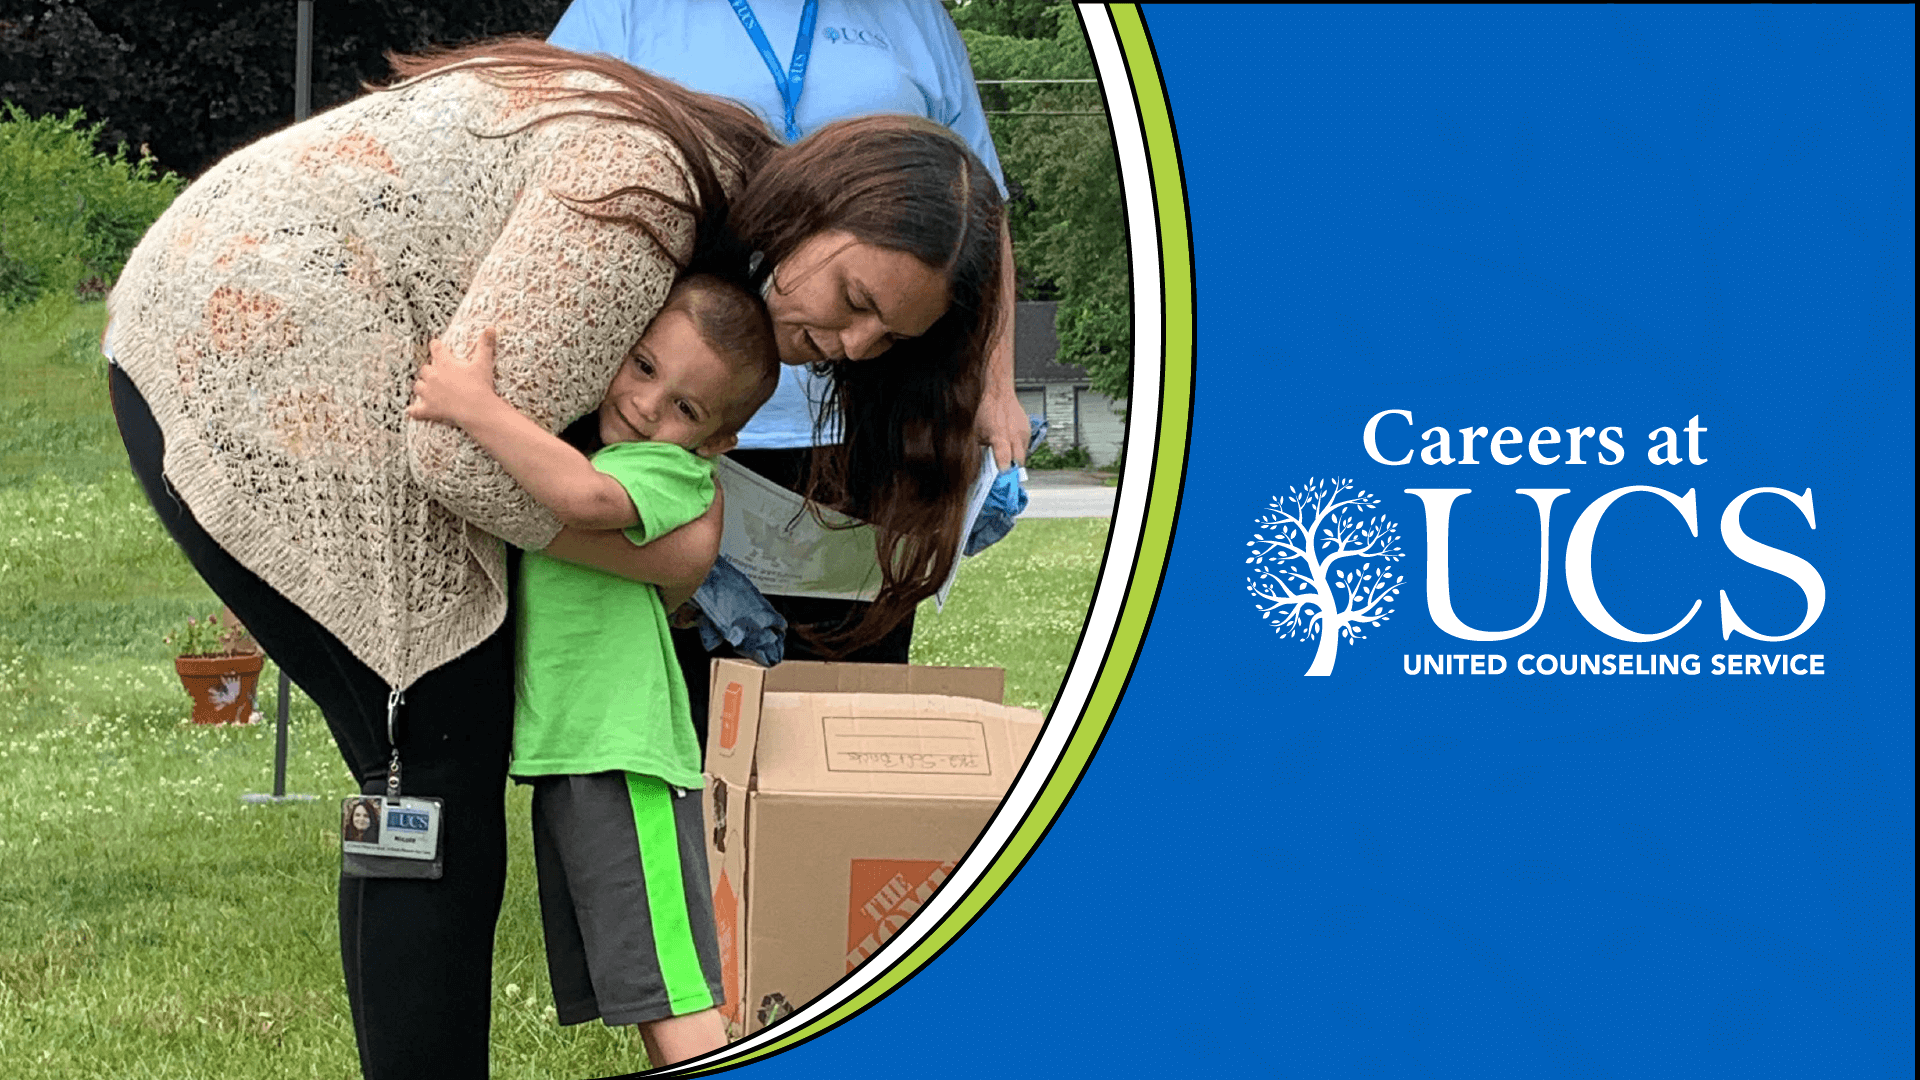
[{"xmin": 847, "ymin": 859, "xmax": 953, "ymax": 970}]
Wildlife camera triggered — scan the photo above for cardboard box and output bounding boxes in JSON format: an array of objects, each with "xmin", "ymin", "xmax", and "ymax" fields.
[{"xmin": 703, "ymin": 658, "xmax": 1043, "ymax": 1037}]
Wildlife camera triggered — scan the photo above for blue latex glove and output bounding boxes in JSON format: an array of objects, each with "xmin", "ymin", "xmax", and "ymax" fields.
[
  {"xmin": 964, "ymin": 416, "xmax": 1048, "ymax": 556},
  {"xmin": 692, "ymin": 555, "xmax": 786, "ymax": 667}
]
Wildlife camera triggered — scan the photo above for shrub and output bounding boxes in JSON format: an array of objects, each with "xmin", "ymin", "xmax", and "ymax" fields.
[
  {"xmin": 0, "ymin": 102, "xmax": 179, "ymax": 308},
  {"xmin": 1027, "ymin": 441, "xmax": 1092, "ymax": 471}
]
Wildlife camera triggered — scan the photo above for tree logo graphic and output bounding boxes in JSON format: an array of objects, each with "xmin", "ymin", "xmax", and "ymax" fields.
[{"xmin": 1246, "ymin": 478, "xmax": 1406, "ymax": 676}]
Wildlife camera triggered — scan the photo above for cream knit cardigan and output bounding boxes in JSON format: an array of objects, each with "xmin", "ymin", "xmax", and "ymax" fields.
[{"xmin": 109, "ymin": 68, "xmax": 714, "ymax": 690}]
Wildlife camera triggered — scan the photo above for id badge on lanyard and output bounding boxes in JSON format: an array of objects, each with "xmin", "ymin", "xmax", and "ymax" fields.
[
  {"xmin": 341, "ymin": 689, "xmax": 445, "ymax": 880},
  {"xmin": 729, "ymin": 0, "xmax": 818, "ymax": 142}
]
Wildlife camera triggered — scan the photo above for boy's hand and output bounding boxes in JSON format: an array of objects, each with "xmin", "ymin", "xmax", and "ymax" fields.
[{"xmin": 408, "ymin": 327, "xmax": 502, "ymax": 427}]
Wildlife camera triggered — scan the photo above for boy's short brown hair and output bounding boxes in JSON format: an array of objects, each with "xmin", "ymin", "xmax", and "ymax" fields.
[{"xmin": 658, "ymin": 273, "xmax": 780, "ymax": 437}]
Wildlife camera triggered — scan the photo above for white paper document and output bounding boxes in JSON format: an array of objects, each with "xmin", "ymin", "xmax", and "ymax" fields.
[
  {"xmin": 943, "ymin": 448, "xmax": 1002, "ymax": 608},
  {"xmin": 714, "ymin": 449, "xmax": 1001, "ymax": 609}
]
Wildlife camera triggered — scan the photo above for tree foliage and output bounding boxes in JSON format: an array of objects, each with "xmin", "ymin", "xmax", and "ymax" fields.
[
  {"xmin": 0, "ymin": 0, "xmax": 569, "ymax": 179},
  {"xmin": 950, "ymin": 1, "xmax": 1129, "ymax": 400}
]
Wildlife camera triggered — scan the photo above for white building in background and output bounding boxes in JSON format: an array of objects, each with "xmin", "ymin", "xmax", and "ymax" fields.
[{"xmin": 1013, "ymin": 301, "xmax": 1127, "ymax": 468}]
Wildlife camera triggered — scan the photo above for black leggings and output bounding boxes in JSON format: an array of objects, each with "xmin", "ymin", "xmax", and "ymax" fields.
[{"xmin": 110, "ymin": 364, "xmax": 512, "ymax": 1080}]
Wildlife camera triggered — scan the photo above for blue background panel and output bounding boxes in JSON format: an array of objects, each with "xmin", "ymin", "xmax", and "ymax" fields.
[{"xmin": 746, "ymin": 7, "xmax": 1913, "ymax": 1077}]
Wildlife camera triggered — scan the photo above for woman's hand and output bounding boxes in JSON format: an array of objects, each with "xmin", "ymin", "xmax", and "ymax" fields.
[
  {"xmin": 976, "ymin": 378, "xmax": 1030, "ymax": 470},
  {"xmin": 407, "ymin": 327, "xmax": 502, "ymax": 428}
]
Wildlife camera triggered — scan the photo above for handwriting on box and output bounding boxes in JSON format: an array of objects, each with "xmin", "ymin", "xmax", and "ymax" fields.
[{"xmin": 821, "ymin": 716, "xmax": 991, "ymax": 774}]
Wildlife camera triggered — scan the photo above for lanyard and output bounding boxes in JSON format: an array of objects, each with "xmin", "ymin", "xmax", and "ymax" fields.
[
  {"xmin": 728, "ymin": 0, "xmax": 818, "ymax": 142},
  {"xmin": 385, "ymin": 688, "xmax": 406, "ymax": 798}
]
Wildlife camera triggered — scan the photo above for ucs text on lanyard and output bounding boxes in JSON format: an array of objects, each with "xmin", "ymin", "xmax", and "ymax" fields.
[{"xmin": 729, "ymin": 0, "xmax": 818, "ymax": 142}]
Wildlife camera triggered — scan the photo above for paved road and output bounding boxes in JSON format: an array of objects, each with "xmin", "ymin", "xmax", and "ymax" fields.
[
  {"xmin": 1022, "ymin": 471, "xmax": 1117, "ymax": 519},
  {"xmin": 1024, "ymin": 485, "xmax": 1115, "ymax": 519}
]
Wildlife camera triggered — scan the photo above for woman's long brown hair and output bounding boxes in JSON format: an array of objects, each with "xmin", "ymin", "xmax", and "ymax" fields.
[
  {"xmin": 731, "ymin": 116, "xmax": 1006, "ymax": 654},
  {"xmin": 382, "ymin": 38, "xmax": 778, "ymax": 274}
]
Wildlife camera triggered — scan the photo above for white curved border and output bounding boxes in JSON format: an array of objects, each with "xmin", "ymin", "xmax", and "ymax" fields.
[{"xmin": 668, "ymin": 6, "xmax": 1164, "ymax": 1069}]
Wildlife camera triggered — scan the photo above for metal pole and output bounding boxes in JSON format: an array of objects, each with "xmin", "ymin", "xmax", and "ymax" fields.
[
  {"xmin": 273, "ymin": 671, "xmax": 291, "ymax": 796},
  {"xmin": 282, "ymin": 1, "xmax": 309, "ymax": 796},
  {"xmin": 295, "ymin": 1, "xmax": 312, "ymax": 122},
  {"xmin": 243, "ymin": 666, "xmax": 316, "ymax": 804},
  {"xmin": 244, "ymin": 5, "xmax": 319, "ymax": 806}
]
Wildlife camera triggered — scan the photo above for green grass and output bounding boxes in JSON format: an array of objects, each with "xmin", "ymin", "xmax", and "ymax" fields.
[
  {"xmin": 0, "ymin": 301, "xmax": 1107, "ymax": 1078},
  {"xmin": 912, "ymin": 518, "xmax": 1109, "ymax": 710},
  {"xmin": 0, "ymin": 300, "xmax": 127, "ymax": 486}
]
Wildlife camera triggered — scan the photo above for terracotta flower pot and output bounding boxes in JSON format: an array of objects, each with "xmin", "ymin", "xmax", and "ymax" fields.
[{"xmin": 174, "ymin": 652, "xmax": 265, "ymax": 725}]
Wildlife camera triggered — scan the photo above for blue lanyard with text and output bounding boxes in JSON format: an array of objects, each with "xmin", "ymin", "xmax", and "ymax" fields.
[{"xmin": 728, "ymin": 0, "xmax": 818, "ymax": 141}]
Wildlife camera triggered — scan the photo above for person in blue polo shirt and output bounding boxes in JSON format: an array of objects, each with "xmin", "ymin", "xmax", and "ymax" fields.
[{"xmin": 550, "ymin": 0, "xmax": 1028, "ymax": 731}]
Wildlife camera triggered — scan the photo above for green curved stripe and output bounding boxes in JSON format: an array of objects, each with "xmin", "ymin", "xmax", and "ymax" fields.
[{"xmin": 686, "ymin": 5, "xmax": 1193, "ymax": 1071}]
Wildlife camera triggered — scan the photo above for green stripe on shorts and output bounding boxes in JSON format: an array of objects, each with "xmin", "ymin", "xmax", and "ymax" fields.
[{"xmin": 626, "ymin": 773, "xmax": 714, "ymax": 1013}]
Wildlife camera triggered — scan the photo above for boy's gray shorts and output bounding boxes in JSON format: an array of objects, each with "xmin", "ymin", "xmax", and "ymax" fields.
[{"xmin": 528, "ymin": 772, "xmax": 724, "ymax": 1027}]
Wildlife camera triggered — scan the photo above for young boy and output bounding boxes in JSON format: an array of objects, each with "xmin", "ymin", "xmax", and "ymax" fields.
[{"xmin": 407, "ymin": 274, "xmax": 780, "ymax": 1066}]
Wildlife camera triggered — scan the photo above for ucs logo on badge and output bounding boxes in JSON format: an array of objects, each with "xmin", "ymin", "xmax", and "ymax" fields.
[{"xmin": 1245, "ymin": 478, "xmax": 1406, "ymax": 676}]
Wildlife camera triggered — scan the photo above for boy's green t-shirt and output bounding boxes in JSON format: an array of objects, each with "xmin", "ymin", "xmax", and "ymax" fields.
[{"xmin": 511, "ymin": 441, "xmax": 715, "ymax": 790}]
